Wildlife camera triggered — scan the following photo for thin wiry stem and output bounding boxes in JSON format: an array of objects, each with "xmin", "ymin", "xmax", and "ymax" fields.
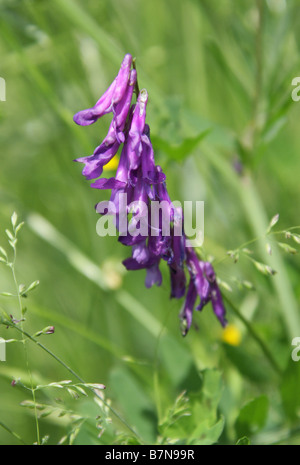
[
  {"xmin": 214, "ymin": 226, "xmax": 300, "ymax": 267},
  {"xmin": 0, "ymin": 421, "xmax": 28, "ymax": 445},
  {"xmin": 222, "ymin": 294, "xmax": 282, "ymax": 376},
  {"xmin": 252, "ymin": 0, "xmax": 264, "ymax": 141},
  {"xmin": 11, "ymin": 242, "xmax": 41, "ymax": 445},
  {"xmin": 152, "ymin": 304, "xmax": 174, "ymax": 423},
  {"xmin": 132, "ymin": 57, "xmax": 140, "ymax": 97}
]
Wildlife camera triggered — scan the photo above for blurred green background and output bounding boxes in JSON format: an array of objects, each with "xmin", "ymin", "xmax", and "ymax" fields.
[{"xmin": 1, "ymin": 0, "xmax": 300, "ymax": 445}]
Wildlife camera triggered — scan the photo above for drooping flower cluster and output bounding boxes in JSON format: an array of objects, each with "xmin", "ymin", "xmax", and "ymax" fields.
[{"xmin": 73, "ymin": 53, "xmax": 227, "ymax": 335}]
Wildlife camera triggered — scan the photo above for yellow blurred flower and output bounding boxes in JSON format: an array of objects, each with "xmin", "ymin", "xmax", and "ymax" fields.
[
  {"xmin": 222, "ymin": 324, "xmax": 242, "ymax": 346},
  {"xmin": 102, "ymin": 156, "xmax": 119, "ymax": 171},
  {"xmin": 102, "ymin": 259, "xmax": 123, "ymax": 290}
]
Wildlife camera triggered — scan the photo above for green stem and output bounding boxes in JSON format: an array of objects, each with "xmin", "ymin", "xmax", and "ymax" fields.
[
  {"xmin": 11, "ymin": 245, "xmax": 41, "ymax": 446},
  {"xmin": 132, "ymin": 57, "xmax": 140, "ymax": 97},
  {"xmin": 253, "ymin": 0, "xmax": 264, "ymax": 130},
  {"xmin": 0, "ymin": 421, "xmax": 28, "ymax": 445},
  {"xmin": 152, "ymin": 308, "xmax": 173, "ymax": 424},
  {"xmin": 223, "ymin": 294, "xmax": 282, "ymax": 376}
]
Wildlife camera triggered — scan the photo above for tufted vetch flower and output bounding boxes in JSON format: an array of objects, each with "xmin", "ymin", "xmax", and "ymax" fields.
[{"xmin": 73, "ymin": 53, "xmax": 227, "ymax": 336}]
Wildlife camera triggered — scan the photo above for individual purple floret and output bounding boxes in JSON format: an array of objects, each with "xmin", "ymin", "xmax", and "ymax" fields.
[
  {"xmin": 74, "ymin": 59, "xmax": 136, "ymax": 180},
  {"xmin": 73, "ymin": 54, "xmax": 133, "ymax": 126},
  {"xmin": 73, "ymin": 53, "xmax": 227, "ymax": 336}
]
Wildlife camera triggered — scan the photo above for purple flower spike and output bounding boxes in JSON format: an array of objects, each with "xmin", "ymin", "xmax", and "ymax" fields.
[{"xmin": 73, "ymin": 53, "xmax": 227, "ymax": 337}]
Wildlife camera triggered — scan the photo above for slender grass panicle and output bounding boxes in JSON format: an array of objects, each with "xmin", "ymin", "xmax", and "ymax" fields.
[{"xmin": 74, "ymin": 54, "xmax": 226, "ymax": 335}]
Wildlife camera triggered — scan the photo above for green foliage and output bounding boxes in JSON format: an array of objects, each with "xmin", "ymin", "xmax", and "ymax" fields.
[
  {"xmin": 222, "ymin": 343, "xmax": 270, "ymax": 383},
  {"xmin": 1, "ymin": 0, "xmax": 300, "ymax": 446},
  {"xmin": 151, "ymin": 129, "xmax": 211, "ymax": 163},
  {"xmin": 235, "ymin": 395, "xmax": 269, "ymax": 438},
  {"xmin": 280, "ymin": 360, "xmax": 300, "ymax": 423},
  {"xmin": 236, "ymin": 436, "xmax": 251, "ymax": 445},
  {"xmin": 158, "ymin": 369, "xmax": 224, "ymax": 445}
]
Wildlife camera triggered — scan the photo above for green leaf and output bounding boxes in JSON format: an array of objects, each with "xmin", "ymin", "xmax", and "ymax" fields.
[
  {"xmin": 236, "ymin": 436, "xmax": 251, "ymax": 445},
  {"xmin": 159, "ymin": 334, "xmax": 197, "ymax": 388},
  {"xmin": 262, "ymin": 115, "xmax": 287, "ymax": 144},
  {"xmin": 235, "ymin": 396, "xmax": 269, "ymax": 438},
  {"xmin": 109, "ymin": 366, "xmax": 157, "ymax": 443},
  {"xmin": 280, "ymin": 359, "xmax": 300, "ymax": 422},
  {"xmin": 151, "ymin": 129, "xmax": 211, "ymax": 162},
  {"xmin": 189, "ymin": 416, "xmax": 225, "ymax": 446},
  {"xmin": 223, "ymin": 344, "xmax": 270, "ymax": 383},
  {"xmin": 205, "ymin": 39, "xmax": 251, "ymax": 108}
]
